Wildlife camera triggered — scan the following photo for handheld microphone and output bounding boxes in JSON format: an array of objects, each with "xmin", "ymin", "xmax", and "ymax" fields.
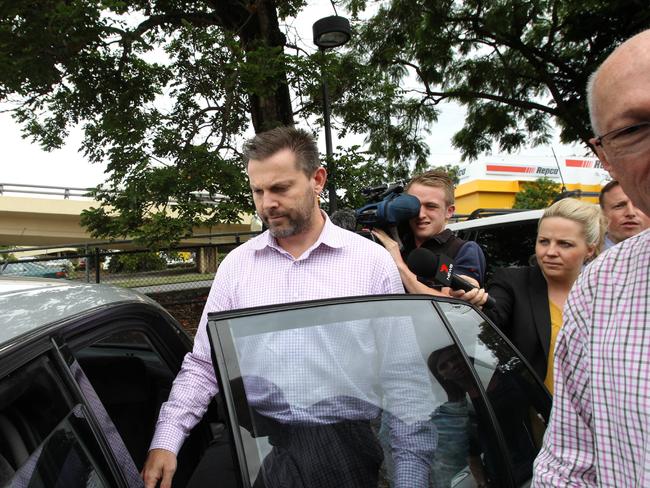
[{"xmin": 406, "ymin": 248, "xmax": 496, "ymax": 309}]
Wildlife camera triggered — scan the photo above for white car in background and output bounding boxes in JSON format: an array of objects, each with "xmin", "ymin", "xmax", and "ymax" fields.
[{"xmin": 448, "ymin": 209, "xmax": 543, "ymax": 281}]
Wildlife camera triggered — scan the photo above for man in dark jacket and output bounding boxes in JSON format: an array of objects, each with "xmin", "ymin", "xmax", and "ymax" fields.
[{"xmin": 372, "ymin": 170, "xmax": 486, "ymax": 304}]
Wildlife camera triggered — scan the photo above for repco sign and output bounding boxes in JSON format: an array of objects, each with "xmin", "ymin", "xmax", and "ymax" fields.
[{"xmin": 485, "ymin": 164, "xmax": 560, "ymax": 178}]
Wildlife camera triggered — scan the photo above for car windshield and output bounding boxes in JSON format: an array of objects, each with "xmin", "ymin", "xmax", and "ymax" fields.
[{"xmin": 207, "ymin": 296, "xmax": 550, "ymax": 488}]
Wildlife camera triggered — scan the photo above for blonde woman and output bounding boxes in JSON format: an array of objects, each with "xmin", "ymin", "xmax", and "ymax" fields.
[{"xmin": 484, "ymin": 199, "xmax": 605, "ymax": 394}]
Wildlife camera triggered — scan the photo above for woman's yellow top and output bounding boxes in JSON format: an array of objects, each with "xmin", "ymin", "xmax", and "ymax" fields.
[{"xmin": 544, "ymin": 300, "xmax": 563, "ymax": 395}]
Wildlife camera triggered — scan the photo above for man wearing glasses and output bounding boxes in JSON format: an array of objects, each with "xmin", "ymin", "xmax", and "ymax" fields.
[{"xmin": 533, "ymin": 30, "xmax": 650, "ymax": 486}]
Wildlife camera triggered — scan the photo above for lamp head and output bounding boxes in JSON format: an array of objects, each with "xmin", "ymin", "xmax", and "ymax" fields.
[{"xmin": 313, "ymin": 16, "xmax": 351, "ymax": 49}]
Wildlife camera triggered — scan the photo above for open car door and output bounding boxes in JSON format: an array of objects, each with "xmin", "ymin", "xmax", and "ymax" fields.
[{"xmin": 206, "ymin": 295, "xmax": 551, "ymax": 488}]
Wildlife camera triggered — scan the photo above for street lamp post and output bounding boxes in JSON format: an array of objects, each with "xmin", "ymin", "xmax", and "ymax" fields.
[{"xmin": 313, "ymin": 15, "xmax": 351, "ymax": 214}]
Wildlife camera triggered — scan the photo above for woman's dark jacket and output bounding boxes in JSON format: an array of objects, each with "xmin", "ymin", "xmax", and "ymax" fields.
[{"xmin": 484, "ymin": 265, "xmax": 551, "ymax": 381}]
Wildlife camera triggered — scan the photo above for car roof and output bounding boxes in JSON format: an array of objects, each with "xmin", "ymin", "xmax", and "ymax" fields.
[
  {"xmin": 447, "ymin": 209, "xmax": 543, "ymax": 231},
  {"xmin": 0, "ymin": 277, "xmax": 155, "ymax": 346}
]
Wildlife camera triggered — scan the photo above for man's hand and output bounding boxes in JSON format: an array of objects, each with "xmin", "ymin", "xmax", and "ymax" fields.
[
  {"xmin": 448, "ymin": 275, "xmax": 489, "ymax": 307},
  {"xmin": 142, "ymin": 449, "xmax": 177, "ymax": 488}
]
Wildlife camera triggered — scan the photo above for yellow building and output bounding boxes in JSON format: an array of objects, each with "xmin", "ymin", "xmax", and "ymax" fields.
[{"xmin": 454, "ymin": 157, "xmax": 608, "ymax": 214}]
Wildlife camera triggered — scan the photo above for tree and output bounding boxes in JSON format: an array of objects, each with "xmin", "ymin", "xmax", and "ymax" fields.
[
  {"xmin": 428, "ymin": 165, "xmax": 461, "ymax": 186},
  {"xmin": 342, "ymin": 0, "xmax": 650, "ymax": 159},
  {"xmin": 0, "ymin": 1, "xmax": 322, "ymax": 245},
  {"xmin": 512, "ymin": 177, "xmax": 561, "ymax": 209}
]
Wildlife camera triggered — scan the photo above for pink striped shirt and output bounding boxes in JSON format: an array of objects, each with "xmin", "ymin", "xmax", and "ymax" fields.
[{"xmin": 150, "ymin": 216, "xmax": 404, "ymax": 453}]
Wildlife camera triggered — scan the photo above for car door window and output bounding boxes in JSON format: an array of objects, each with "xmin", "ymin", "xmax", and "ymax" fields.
[
  {"xmin": 438, "ymin": 301, "xmax": 551, "ymax": 486},
  {"xmin": 0, "ymin": 355, "xmax": 115, "ymax": 487},
  {"xmin": 208, "ymin": 297, "xmax": 524, "ymax": 488}
]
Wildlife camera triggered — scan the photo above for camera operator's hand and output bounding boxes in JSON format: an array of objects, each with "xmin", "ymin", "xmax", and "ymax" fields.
[
  {"xmin": 448, "ymin": 275, "xmax": 489, "ymax": 308},
  {"xmin": 372, "ymin": 228, "xmax": 448, "ymax": 297}
]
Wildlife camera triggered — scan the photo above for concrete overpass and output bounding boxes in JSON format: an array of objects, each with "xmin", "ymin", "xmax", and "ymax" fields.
[{"xmin": 0, "ymin": 186, "xmax": 260, "ymax": 249}]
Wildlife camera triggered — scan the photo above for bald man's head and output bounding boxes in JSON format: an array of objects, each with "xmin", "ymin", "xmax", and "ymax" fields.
[
  {"xmin": 587, "ymin": 29, "xmax": 650, "ymax": 216},
  {"xmin": 587, "ymin": 30, "xmax": 650, "ymax": 135}
]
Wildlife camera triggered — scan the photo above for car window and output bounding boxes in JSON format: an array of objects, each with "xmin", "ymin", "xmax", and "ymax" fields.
[
  {"xmin": 460, "ymin": 220, "xmax": 538, "ymax": 280},
  {"xmin": 0, "ymin": 355, "xmax": 114, "ymax": 487},
  {"xmin": 438, "ymin": 301, "xmax": 551, "ymax": 486},
  {"xmin": 207, "ymin": 297, "xmax": 534, "ymax": 488}
]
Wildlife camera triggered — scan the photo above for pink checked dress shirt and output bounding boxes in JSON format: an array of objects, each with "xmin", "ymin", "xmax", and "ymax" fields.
[{"xmin": 150, "ymin": 215, "xmax": 405, "ymax": 453}]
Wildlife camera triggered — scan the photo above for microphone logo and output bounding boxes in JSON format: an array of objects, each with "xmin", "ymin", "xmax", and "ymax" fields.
[{"xmin": 439, "ymin": 263, "xmax": 453, "ymax": 281}]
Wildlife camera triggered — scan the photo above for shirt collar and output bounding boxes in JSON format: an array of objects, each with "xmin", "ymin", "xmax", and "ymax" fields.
[{"xmin": 249, "ymin": 210, "xmax": 349, "ymax": 254}]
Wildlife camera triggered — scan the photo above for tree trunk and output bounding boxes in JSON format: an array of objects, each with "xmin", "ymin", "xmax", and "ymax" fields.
[{"xmin": 211, "ymin": 0, "xmax": 295, "ymax": 132}]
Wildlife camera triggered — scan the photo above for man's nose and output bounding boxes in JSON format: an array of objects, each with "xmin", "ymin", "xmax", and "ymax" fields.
[
  {"xmin": 262, "ymin": 193, "xmax": 279, "ymax": 210},
  {"xmin": 624, "ymin": 202, "xmax": 637, "ymax": 216}
]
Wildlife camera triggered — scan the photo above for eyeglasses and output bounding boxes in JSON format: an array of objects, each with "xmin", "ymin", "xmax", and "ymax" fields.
[{"xmin": 595, "ymin": 121, "xmax": 650, "ymax": 158}]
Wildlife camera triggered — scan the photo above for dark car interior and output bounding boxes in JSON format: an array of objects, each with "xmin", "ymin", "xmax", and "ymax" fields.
[
  {"xmin": 73, "ymin": 325, "xmax": 237, "ymax": 487},
  {"xmin": 457, "ymin": 220, "xmax": 538, "ymax": 281}
]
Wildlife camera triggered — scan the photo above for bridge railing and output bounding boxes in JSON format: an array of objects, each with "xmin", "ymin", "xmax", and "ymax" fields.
[{"xmin": 0, "ymin": 183, "xmax": 92, "ymax": 199}]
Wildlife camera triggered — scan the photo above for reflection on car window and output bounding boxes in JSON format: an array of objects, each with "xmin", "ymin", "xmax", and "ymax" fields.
[
  {"xmin": 210, "ymin": 298, "xmax": 519, "ymax": 488},
  {"xmin": 9, "ymin": 410, "xmax": 108, "ymax": 488},
  {"xmin": 0, "ymin": 356, "xmax": 112, "ymax": 487},
  {"xmin": 438, "ymin": 302, "xmax": 551, "ymax": 485}
]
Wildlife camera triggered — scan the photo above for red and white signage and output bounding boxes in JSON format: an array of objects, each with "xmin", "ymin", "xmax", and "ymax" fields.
[{"xmin": 457, "ymin": 156, "xmax": 609, "ymax": 186}]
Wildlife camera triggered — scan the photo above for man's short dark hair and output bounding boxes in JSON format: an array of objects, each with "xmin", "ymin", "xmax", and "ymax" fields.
[
  {"xmin": 243, "ymin": 126, "xmax": 320, "ymax": 176},
  {"xmin": 599, "ymin": 180, "xmax": 621, "ymax": 208}
]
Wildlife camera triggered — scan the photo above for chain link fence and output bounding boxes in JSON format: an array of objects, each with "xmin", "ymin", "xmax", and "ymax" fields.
[{"xmin": 0, "ymin": 232, "xmax": 260, "ymax": 335}]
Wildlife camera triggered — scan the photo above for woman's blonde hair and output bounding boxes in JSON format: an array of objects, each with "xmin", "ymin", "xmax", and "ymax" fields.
[{"xmin": 539, "ymin": 198, "xmax": 606, "ymax": 260}]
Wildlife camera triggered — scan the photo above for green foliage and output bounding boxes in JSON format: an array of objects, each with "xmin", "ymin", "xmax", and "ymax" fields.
[
  {"xmin": 3, "ymin": 0, "xmax": 645, "ymax": 245},
  {"xmin": 327, "ymin": 145, "xmax": 410, "ymax": 211},
  {"xmin": 342, "ymin": 0, "xmax": 650, "ymax": 159},
  {"xmin": 0, "ymin": 247, "xmax": 16, "ymax": 263},
  {"xmin": 108, "ymin": 251, "xmax": 166, "ymax": 273},
  {"xmin": 513, "ymin": 177, "xmax": 562, "ymax": 209},
  {"xmin": 427, "ymin": 165, "xmax": 461, "ymax": 186},
  {"xmin": 0, "ymin": 1, "xmax": 300, "ymax": 246}
]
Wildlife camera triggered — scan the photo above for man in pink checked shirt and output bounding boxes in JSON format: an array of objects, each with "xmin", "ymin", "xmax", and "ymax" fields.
[
  {"xmin": 141, "ymin": 127, "xmax": 414, "ymax": 488},
  {"xmin": 532, "ymin": 30, "xmax": 650, "ymax": 486}
]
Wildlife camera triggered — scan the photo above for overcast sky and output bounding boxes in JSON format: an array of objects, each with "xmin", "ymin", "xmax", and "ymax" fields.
[{"xmin": 1, "ymin": 0, "xmax": 586, "ymax": 190}]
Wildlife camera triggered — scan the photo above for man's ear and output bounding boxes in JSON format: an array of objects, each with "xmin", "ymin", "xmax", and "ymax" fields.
[
  {"xmin": 312, "ymin": 167, "xmax": 327, "ymax": 194},
  {"xmin": 445, "ymin": 204, "xmax": 456, "ymax": 221},
  {"xmin": 591, "ymin": 138, "xmax": 616, "ymax": 178}
]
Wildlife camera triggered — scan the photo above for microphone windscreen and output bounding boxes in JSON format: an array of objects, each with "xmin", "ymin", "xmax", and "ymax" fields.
[
  {"xmin": 330, "ymin": 208, "xmax": 358, "ymax": 231},
  {"xmin": 406, "ymin": 248, "xmax": 440, "ymax": 279}
]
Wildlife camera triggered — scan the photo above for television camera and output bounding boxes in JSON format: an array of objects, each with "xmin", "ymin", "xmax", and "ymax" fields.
[{"xmin": 354, "ymin": 182, "xmax": 421, "ymax": 249}]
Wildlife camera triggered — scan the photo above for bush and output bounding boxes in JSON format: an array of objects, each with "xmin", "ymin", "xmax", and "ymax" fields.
[
  {"xmin": 108, "ymin": 252, "xmax": 167, "ymax": 273},
  {"xmin": 513, "ymin": 177, "xmax": 562, "ymax": 210}
]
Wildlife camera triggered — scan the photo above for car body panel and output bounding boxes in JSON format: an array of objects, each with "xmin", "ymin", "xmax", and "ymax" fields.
[
  {"xmin": 0, "ymin": 261, "xmax": 68, "ymax": 279},
  {"xmin": 0, "ymin": 278, "xmax": 155, "ymax": 347},
  {"xmin": 447, "ymin": 209, "xmax": 543, "ymax": 232}
]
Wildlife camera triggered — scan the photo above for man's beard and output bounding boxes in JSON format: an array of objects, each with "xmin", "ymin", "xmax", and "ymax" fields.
[{"xmin": 261, "ymin": 189, "xmax": 316, "ymax": 238}]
